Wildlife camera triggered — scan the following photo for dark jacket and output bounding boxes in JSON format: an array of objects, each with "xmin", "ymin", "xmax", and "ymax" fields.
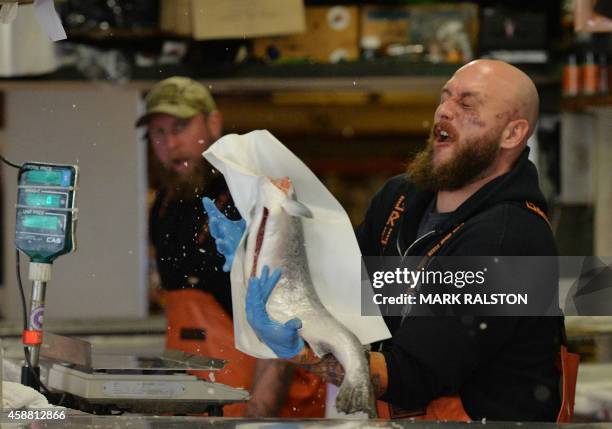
[
  {"xmin": 356, "ymin": 149, "xmax": 563, "ymax": 421},
  {"xmin": 150, "ymin": 175, "xmax": 240, "ymax": 316}
]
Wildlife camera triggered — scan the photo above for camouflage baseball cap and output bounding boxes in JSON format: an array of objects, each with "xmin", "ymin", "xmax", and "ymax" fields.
[{"xmin": 135, "ymin": 76, "xmax": 216, "ymax": 127}]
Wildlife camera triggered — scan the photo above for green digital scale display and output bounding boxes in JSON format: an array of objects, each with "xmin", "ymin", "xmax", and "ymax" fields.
[{"xmin": 15, "ymin": 163, "xmax": 78, "ymax": 263}]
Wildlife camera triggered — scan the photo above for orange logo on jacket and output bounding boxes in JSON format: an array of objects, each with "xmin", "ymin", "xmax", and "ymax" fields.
[
  {"xmin": 380, "ymin": 196, "xmax": 406, "ymax": 246},
  {"xmin": 525, "ymin": 201, "xmax": 552, "ymax": 229}
]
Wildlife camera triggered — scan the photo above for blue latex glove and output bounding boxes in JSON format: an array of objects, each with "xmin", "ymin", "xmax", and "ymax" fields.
[
  {"xmin": 246, "ymin": 265, "xmax": 305, "ymax": 359},
  {"xmin": 202, "ymin": 197, "xmax": 246, "ymax": 272}
]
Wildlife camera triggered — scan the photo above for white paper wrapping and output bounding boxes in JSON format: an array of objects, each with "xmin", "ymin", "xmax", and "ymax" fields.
[{"xmin": 204, "ymin": 130, "xmax": 391, "ymax": 358}]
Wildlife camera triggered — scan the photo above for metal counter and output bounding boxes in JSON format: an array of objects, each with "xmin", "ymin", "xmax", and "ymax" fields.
[{"xmin": 0, "ymin": 414, "xmax": 611, "ymax": 429}]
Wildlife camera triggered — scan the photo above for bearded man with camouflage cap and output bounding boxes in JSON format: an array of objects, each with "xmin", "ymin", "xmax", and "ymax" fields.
[{"xmin": 137, "ymin": 77, "xmax": 326, "ymax": 417}]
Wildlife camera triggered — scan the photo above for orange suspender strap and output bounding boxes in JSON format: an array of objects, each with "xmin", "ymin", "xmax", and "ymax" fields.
[
  {"xmin": 525, "ymin": 201, "xmax": 552, "ymax": 229},
  {"xmin": 525, "ymin": 200, "xmax": 580, "ymax": 422},
  {"xmin": 556, "ymin": 346, "xmax": 580, "ymax": 422}
]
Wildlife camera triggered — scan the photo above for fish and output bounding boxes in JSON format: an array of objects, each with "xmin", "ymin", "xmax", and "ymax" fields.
[{"xmin": 244, "ymin": 176, "xmax": 377, "ymax": 417}]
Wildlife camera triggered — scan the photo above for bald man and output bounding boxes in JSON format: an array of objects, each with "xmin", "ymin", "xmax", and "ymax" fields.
[{"xmin": 284, "ymin": 60, "xmax": 569, "ymax": 421}]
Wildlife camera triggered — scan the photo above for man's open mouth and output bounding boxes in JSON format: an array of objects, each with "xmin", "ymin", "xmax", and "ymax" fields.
[
  {"xmin": 434, "ymin": 123, "xmax": 457, "ymax": 144},
  {"xmin": 172, "ymin": 159, "xmax": 190, "ymax": 170}
]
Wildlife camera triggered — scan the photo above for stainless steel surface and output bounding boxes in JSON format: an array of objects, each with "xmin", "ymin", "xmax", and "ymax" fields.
[
  {"xmin": 162, "ymin": 349, "xmax": 227, "ymax": 371},
  {"xmin": 0, "ymin": 415, "xmax": 610, "ymax": 429},
  {"xmin": 40, "ymin": 332, "xmax": 92, "ymax": 368},
  {"xmin": 89, "ymin": 353, "xmax": 225, "ymax": 373},
  {"xmin": 26, "ymin": 280, "xmax": 47, "ymax": 368},
  {"xmin": 38, "ymin": 333, "xmax": 224, "ymax": 373}
]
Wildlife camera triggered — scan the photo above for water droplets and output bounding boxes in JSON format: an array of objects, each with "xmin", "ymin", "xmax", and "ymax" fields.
[{"xmin": 479, "ymin": 322, "xmax": 488, "ymax": 330}]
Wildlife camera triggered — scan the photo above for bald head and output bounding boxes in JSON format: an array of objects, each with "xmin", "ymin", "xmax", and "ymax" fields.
[{"xmin": 454, "ymin": 59, "xmax": 539, "ymax": 142}]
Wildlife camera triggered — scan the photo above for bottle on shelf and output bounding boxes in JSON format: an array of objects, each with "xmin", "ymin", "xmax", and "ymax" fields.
[
  {"xmin": 562, "ymin": 53, "xmax": 581, "ymax": 97},
  {"xmin": 582, "ymin": 51, "xmax": 599, "ymax": 95},
  {"xmin": 598, "ymin": 53, "xmax": 609, "ymax": 95}
]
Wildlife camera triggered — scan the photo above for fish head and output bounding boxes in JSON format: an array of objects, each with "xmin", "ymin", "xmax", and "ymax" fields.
[
  {"xmin": 264, "ymin": 176, "xmax": 313, "ymax": 219},
  {"xmin": 245, "ymin": 176, "xmax": 312, "ymax": 278}
]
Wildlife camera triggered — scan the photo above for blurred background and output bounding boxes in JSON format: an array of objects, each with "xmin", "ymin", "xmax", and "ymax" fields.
[{"xmin": 0, "ymin": 0, "xmax": 612, "ymax": 420}]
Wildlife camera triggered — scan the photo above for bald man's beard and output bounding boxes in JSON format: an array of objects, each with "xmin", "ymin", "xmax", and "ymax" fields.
[
  {"xmin": 157, "ymin": 158, "xmax": 217, "ymax": 203},
  {"xmin": 406, "ymin": 132, "xmax": 500, "ymax": 192}
]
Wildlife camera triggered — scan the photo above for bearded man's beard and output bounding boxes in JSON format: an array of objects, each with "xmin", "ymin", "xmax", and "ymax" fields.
[
  {"xmin": 157, "ymin": 158, "xmax": 217, "ymax": 203},
  {"xmin": 406, "ymin": 130, "xmax": 501, "ymax": 191}
]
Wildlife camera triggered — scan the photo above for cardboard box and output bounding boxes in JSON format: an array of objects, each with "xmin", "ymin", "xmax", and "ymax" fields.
[
  {"xmin": 253, "ymin": 6, "xmax": 359, "ymax": 63},
  {"xmin": 160, "ymin": 0, "xmax": 191, "ymax": 36},
  {"xmin": 409, "ymin": 3, "xmax": 478, "ymax": 63},
  {"xmin": 361, "ymin": 5, "xmax": 411, "ymax": 53},
  {"xmin": 160, "ymin": 0, "xmax": 305, "ymax": 40}
]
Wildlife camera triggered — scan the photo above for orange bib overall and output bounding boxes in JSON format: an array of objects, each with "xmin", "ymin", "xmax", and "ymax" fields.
[{"xmin": 164, "ymin": 289, "xmax": 326, "ymax": 417}]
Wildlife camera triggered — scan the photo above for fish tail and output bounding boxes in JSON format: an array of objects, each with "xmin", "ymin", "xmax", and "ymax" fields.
[{"xmin": 336, "ymin": 371, "xmax": 378, "ymax": 418}]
